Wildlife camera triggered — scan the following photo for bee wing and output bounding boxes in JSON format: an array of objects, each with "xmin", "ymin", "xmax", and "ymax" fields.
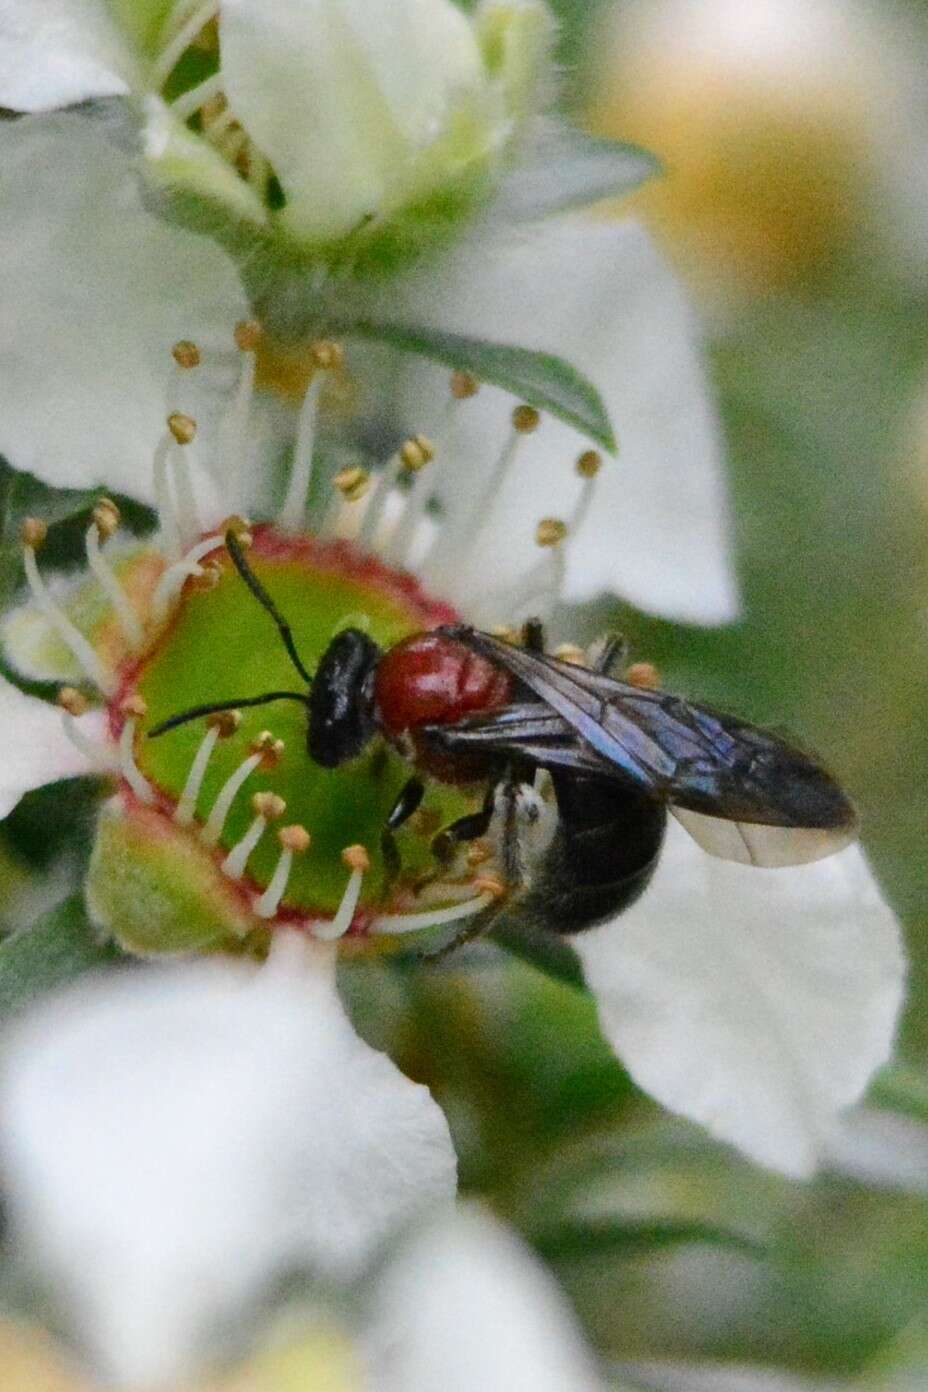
[{"xmin": 445, "ymin": 629, "xmax": 858, "ymax": 845}]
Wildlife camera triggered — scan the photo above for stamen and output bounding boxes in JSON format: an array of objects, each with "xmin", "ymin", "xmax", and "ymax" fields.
[
  {"xmin": 152, "ymin": 431, "xmax": 183, "ymax": 561},
  {"xmin": 174, "ymin": 711, "xmax": 241, "ymax": 827},
  {"xmin": 200, "ymin": 732, "xmax": 282, "ymax": 846},
  {"xmin": 57, "ymin": 687, "xmax": 116, "ymax": 771},
  {"xmin": 385, "ymin": 373, "xmax": 479, "ymax": 566},
  {"xmin": 255, "ymin": 824, "xmax": 311, "ymax": 920},
  {"xmin": 171, "ymin": 70, "xmax": 223, "ymax": 121},
  {"xmin": 172, "ymin": 340, "xmax": 201, "ymax": 371},
  {"xmin": 278, "ymin": 342, "xmax": 343, "ymax": 533},
  {"xmin": 535, "ymin": 517, "xmax": 568, "ymax": 548},
  {"xmin": 357, "ymin": 448, "xmax": 404, "ymax": 550},
  {"xmin": 21, "ymin": 521, "xmax": 115, "ymax": 696},
  {"xmin": 84, "ymin": 503, "xmax": 145, "ymax": 651},
  {"xmin": 164, "ymin": 412, "xmax": 202, "ymax": 546},
  {"xmin": 368, "ymin": 880, "xmax": 503, "ymax": 936},
  {"xmin": 118, "ymin": 696, "xmax": 155, "ymax": 804},
  {"xmin": 152, "ymin": 0, "xmax": 219, "ymax": 87},
  {"xmin": 422, "ymin": 403, "xmax": 540, "ymax": 588},
  {"xmin": 221, "ymin": 791, "xmax": 286, "ymax": 880},
  {"xmin": 314, "ymin": 845, "xmax": 370, "ymax": 942},
  {"xmin": 151, "ymin": 534, "xmax": 225, "ymax": 623},
  {"xmin": 569, "ymin": 449, "xmax": 604, "ymax": 537},
  {"xmin": 553, "ymin": 643, "xmax": 587, "ymax": 667},
  {"xmin": 323, "ymin": 466, "xmax": 370, "ymax": 536},
  {"xmin": 224, "ymin": 322, "xmax": 262, "ymax": 514}
]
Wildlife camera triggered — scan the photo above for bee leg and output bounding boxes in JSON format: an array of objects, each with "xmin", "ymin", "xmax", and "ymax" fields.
[
  {"xmin": 521, "ymin": 618, "xmax": 546, "ymax": 653},
  {"xmin": 380, "ymin": 776, "xmax": 425, "ymax": 896},
  {"xmin": 591, "ymin": 632, "xmax": 629, "ymax": 676},
  {"xmin": 431, "ymin": 781, "xmax": 496, "ymax": 866}
]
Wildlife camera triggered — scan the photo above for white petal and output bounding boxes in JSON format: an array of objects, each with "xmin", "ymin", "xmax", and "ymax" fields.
[
  {"xmin": 0, "ymin": 0, "xmax": 132, "ymax": 111},
  {"xmin": 574, "ymin": 821, "xmax": 906, "ymax": 1178},
  {"xmin": 392, "ymin": 217, "xmax": 738, "ymax": 624},
  {"xmin": 0, "ymin": 112, "xmax": 247, "ymax": 504},
  {"xmin": 0, "ymin": 936, "xmax": 456, "ymax": 1386},
  {"xmin": 0, "ymin": 676, "xmax": 100, "ymax": 819},
  {"xmin": 220, "ymin": 0, "xmax": 485, "ymax": 242},
  {"xmin": 368, "ymin": 1206, "xmax": 606, "ymax": 1392}
]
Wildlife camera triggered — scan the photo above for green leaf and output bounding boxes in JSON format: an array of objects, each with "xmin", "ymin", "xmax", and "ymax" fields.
[
  {"xmin": 531, "ymin": 1217, "xmax": 768, "ymax": 1265},
  {"xmin": 344, "ymin": 321, "xmax": 617, "ymax": 453},
  {"xmin": 0, "ymin": 896, "xmax": 122, "ymax": 1022},
  {"xmin": 496, "ymin": 123, "xmax": 661, "ymax": 223},
  {"xmin": 870, "ymin": 1062, "xmax": 928, "ymax": 1126}
]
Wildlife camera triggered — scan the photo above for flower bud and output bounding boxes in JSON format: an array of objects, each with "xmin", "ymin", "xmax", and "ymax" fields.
[{"xmin": 142, "ymin": 0, "xmax": 556, "ymax": 279}]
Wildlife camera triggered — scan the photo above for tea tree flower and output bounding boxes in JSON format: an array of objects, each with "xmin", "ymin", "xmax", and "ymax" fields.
[
  {"xmin": 0, "ymin": 333, "xmax": 904, "ymax": 1176},
  {"xmin": 0, "ymin": 934, "xmax": 456, "ymax": 1387}
]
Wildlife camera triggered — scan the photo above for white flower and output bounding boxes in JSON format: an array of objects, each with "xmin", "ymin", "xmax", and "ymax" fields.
[
  {"xmin": 0, "ymin": 107, "xmax": 737, "ymax": 623},
  {"xmin": 0, "ymin": 306, "xmax": 903, "ymax": 1177},
  {"xmin": 0, "ymin": 932, "xmax": 456, "ymax": 1387},
  {"xmin": 0, "ymin": 675, "xmax": 104, "ymax": 820},
  {"xmin": 0, "ymin": 0, "xmax": 555, "ymax": 260}
]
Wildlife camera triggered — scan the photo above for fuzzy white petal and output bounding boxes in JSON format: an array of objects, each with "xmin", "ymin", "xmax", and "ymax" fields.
[
  {"xmin": 0, "ymin": 938, "xmax": 456, "ymax": 1387},
  {"xmin": 392, "ymin": 218, "xmax": 738, "ymax": 624},
  {"xmin": 574, "ymin": 822, "xmax": 905, "ymax": 1177},
  {"xmin": 0, "ymin": 677, "xmax": 101, "ymax": 819},
  {"xmin": 0, "ymin": 0, "xmax": 132, "ymax": 111},
  {"xmin": 368, "ymin": 1206, "xmax": 606, "ymax": 1392},
  {"xmin": 0, "ymin": 112, "xmax": 247, "ymax": 504}
]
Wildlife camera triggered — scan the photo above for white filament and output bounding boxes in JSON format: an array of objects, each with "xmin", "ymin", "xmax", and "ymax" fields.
[
  {"xmin": 201, "ymin": 752, "xmax": 262, "ymax": 846},
  {"xmin": 174, "ymin": 725, "xmax": 220, "ymax": 827},
  {"xmin": 22, "ymin": 546, "xmax": 114, "ymax": 696},
  {"xmin": 255, "ymin": 847, "xmax": 293, "ymax": 920},
  {"xmin": 313, "ymin": 868, "xmax": 365, "ymax": 942},
  {"xmin": 171, "ymin": 71, "xmax": 223, "ymax": 121},
  {"xmin": 151, "ymin": 535, "xmax": 225, "ymax": 623},
  {"xmin": 221, "ymin": 812, "xmax": 267, "ymax": 879},
  {"xmin": 368, "ymin": 891, "xmax": 496, "ymax": 936},
  {"xmin": 118, "ymin": 719, "xmax": 155, "ymax": 805},
  {"xmin": 151, "ymin": 0, "xmax": 220, "ymax": 87},
  {"xmin": 84, "ymin": 525, "xmax": 145, "ymax": 650},
  {"xmin": 278, "ymin": 374, "xmax": 324, "ymax": 533}
]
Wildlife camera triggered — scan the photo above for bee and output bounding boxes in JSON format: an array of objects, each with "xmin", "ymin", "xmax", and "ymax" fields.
[{"xmin": 151, "ymin": 531, "xmax": 857, "ymax": 944}]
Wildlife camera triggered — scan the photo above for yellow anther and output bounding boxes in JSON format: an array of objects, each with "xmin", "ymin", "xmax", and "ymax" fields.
[
  {"xmin": 626, "ymin": 662, "xmax": 662, "ymax": 691},
  {"xmin": 193, "ymin": 559, "xmax": 223, "ymax": 592},
  {"xmin": 120, "ymin": 694, "xmax": 148, "ymax": 720},
  {"xmin": 450, "ymin": 369, "xmax": 480, "ymax": 400},
  {"xmin": 57, "ymin": 686, "xmax": 89, "ymax": 717},
  {"xmin": 251, "ymin": 731, "xmax": 285, "ymax": 767},
  {"xmin": 172, "ymin": 340, "xmax": 201, "ymax": 370},
  {"xmin": 21, "ymin": 517, "xmax": 48, "ymax": 549},
  {"xmin": 576, "ymin": 449, "xmax": 603, "ymax": 479},
  {"xmin": 512, "ymin": 404, "xmax": 541, "ymax": 434},
  {"xmin": 221, "ymin": 516, "xmax": 253, "ymax": 546},
  {"xmin": 234, "ymin": 319, "xmax": 264, "ymax": 353},
  {"xmin": 554, "ymin": 643, "xmax": 587, "ymax": 667},
  {"xmin": 279, "ymin": 824, "xmax": 311, "ymax": 854},
  {"xmin": 536, "ymin": 518, "xmax": 568, "ymax": 548},
  {"xmin": 491, "ymin": 625, "xmax": 522, "ymax": 645},
  {"xmin": 167, "ymin": 412, "xmax": 197, "ymax": 446},
  {"xmin": 400, "ymin": 435, "xmax": 436, "ymax": 472},
  {"xmin": 310, "ymin": 340, "xmax": 345, "ymax": 371},
  {"xmin": 206, "ymin": 710, "xmax": 243, "ymax": 737},
  {"xmin": 252, "ymin": 791, "xmax": 286, "ymax": 821},
  {"xmin": 466, "ymin": 840, "xmax": 493, "ymax": 868},
  {"xmin": 92, "ymin": 497, "xmax": 121, "ymax": 539},
  {"xmin": 342, "ymin": 844, "xmax": 371, "ymax": 874},
  {"xmin": 333, "ymin": 467, "xmax": 370, "ymax": 502}
]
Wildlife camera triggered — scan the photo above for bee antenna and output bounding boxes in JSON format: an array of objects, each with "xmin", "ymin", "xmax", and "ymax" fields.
[
  {"xmin": 225, "ymin": 529, "xmax": 314, "ymax": 686},
  {"xmin": 148, "ymin": 691, "xmax": 311, "ymax": 739}
]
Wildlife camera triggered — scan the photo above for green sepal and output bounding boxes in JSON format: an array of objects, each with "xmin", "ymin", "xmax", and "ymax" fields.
[
  {"xmin": 86, "ymin": 796, "xmax": 255, "ymax": 956},
  {"xmin": 0, "ymin": 895, "xmax": 122, "ymax": 1022},
  {"xmin": 530, "ymin": 1216, "xmax": 768, "ymax": 1265},
  {"xmin": 344, "ymin": 321, "xmax": 617, "ymax": 453}
]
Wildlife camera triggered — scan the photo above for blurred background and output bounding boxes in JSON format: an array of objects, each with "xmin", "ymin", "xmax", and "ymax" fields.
[{"xmin": 3, "ymin": 1, "xmax": 928, "ymax": 1387}]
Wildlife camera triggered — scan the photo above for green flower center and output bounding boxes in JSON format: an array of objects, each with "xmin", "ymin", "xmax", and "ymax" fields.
[{"xmin": 124, "ymin": 526, "xmax": 477, "ymax": 922}]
